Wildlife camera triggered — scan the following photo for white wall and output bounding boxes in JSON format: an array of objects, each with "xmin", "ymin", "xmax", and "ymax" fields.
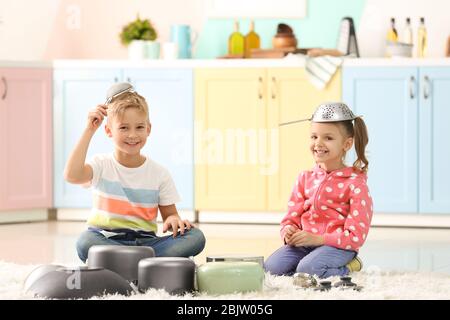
[
  {"xmin": 0, "ymin": 0, "xmax": 448, "ymax": 60},
  {"xmin": 358, "ymin": 0, "xmax": 450, "ymax": 57},
  {"xmin": 0, "ymin": 0, "xmax": 59, "ymax": 60},
  {"xmin": 0, "ymin": 0, "xmax": 205, "ymax": 60}
]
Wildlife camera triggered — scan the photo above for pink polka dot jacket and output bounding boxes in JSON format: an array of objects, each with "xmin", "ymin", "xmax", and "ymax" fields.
[{"xmin": 280, "ymin": 165, "xmax": 373, "ymax": 252}]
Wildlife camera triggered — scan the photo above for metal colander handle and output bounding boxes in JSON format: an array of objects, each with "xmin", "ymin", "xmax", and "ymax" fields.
[{"xmin": 279, "ymin": 118, "xmax": 311, "ymax": 126}]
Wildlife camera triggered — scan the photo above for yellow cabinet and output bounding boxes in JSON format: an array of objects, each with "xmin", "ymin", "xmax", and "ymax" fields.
[
  {"xmin": 267, "ymin": 68, "xmax": 341, "ymax": 211},
  {"xmin": 195, "ymin": 68, "xmax": 341, "ymax": 212},
  {"xmin": 195, "ymin": 68, "xmax": 267, "ymax": 210}
]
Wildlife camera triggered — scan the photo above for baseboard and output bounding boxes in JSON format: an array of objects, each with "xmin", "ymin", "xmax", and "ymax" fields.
[
  {"xmin": 56, "ymin": 208, "xmax": 196, "ymax": 223},
  {"xmin": 198, "ymin": 211, "xmax": 284, "ymax": 224},
  {"xmin": 56, "ymin": 208, "xmax": 91, "ymax": 221},
  {"xmin": 198, "ymin": 211, "xmax": 450, "ymax": 228},
  {"xmin": 371, "ymin": 213, "xmax": 450, "ymax": 228},
  {"xmin": 3, "ymin": 208, "xmax": 447, "ymax": 228},
  {"xmin": 0, "ymin": 209, "xmax": 49, "ymax": 224}
]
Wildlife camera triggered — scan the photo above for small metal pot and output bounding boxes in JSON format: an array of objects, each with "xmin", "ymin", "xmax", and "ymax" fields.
[{"xmin": 88, "ymin": 245, "xmax": 155, "ymax": 284}]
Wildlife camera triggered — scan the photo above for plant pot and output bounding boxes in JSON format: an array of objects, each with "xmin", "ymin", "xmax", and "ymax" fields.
[
  {"xmin": 128, "ymin": 40, "xmax": 146, "ymax": 60},
  {"xmin": 146, "ymin": 41, "xmax": 160, "ymax": 59},
  {"xmin": 128, "ymin": 40, "xmax": 160, "ymax": 60}
]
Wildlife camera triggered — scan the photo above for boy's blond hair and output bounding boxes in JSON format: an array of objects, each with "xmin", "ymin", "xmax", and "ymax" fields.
[{"xmin": 107, "ymin": 91, "xmax": 149, "ymax": 123}]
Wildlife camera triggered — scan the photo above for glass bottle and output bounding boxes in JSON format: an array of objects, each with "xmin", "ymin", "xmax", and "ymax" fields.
[
  {"xmin": 403, "ymin": 17, "xmax": 413, "ymax": 45},
  {"xmin": 387, "ymin": 18, "xmax": 398, "ymax": 42},
  {"xmin": 244, "ymin": 20, "xmax": 260, "ymax": 58},
  {"xmin": 228, "ymin": 20, "xmax": 245, "ymax": 56},
  {"xmin": 417, "ymin": 17, "xmax": 427, "ymax": 58}
]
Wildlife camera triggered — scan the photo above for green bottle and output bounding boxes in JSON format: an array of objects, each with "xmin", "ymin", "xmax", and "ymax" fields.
[{"xmin": 228, "ymin": 20, "xmax": 244, "ymax": 56}]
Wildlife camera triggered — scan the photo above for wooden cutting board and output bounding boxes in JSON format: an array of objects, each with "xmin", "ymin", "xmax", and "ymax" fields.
[
  {"xmin": 217, "ymin": 48, "xmax": 310, "ymax": 59},
  {"xmin": 250, "ymin": 48, "xmax": 309, "ymax": 58}
]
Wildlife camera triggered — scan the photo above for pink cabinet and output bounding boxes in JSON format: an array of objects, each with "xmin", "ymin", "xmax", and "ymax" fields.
[{"xmin": 0, "ymin": 68, "xmax": 52, "ymax": 210}]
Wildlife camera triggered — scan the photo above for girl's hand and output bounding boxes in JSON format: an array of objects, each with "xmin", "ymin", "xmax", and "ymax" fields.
[
  {"xmin": 87, "ymin": 105, "xmax": 108, "ymax": 131},
  {"xmin": 163, "ymin": 215, "xmax": 193, "ymax": 238},
  {"xmin": 288, "ymin": 230, "xmax": 324, "ymax": 247},
  {"xmin": 283, "ymin": 225, "xmax": 299, "ymax": 243}
]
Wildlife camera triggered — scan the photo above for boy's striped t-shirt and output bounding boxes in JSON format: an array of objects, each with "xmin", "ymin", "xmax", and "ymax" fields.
[{"xmin": 84, "ymin": 154, "xmax": 181, "ymax": 233}]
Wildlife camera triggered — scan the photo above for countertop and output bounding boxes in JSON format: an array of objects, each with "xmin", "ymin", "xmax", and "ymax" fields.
[
  {"xmin": 1, "ymin": 57, "xmax": 450, "ymax": 69},
  {"xmin": 0, "ymin": 61, "xmax": 53, "ymax": 68}
]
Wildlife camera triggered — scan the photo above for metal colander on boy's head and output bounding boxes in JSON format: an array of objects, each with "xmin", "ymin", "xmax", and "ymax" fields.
[
  {"xmin": 105, "ymin": 82, "xmax": 135, "ymax": 105},
  {"xmin": 311, "ymin": 102, "xmax": 359, "ymax": 123}
]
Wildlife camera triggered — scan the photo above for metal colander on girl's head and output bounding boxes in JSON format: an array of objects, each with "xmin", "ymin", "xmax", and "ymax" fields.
[
  {"xmin": 279, "ymin": 102, "xmax": 361, "ymax": 126},
  {"xmin": 311, "ymin": 102, "xmax": 359, "ymax": 122}
]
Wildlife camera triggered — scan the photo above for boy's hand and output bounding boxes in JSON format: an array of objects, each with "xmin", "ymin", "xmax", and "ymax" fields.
[
  {"xmin": 287, "ymin": 230, "xmax": 324, "ymax": 247},
  {"xmin": 163, "ymin": 215, "xmax": 193, "ymax": 238},
  {"xmin": 87, "ymin": 105, "xmax": 108, "ymax": 131}
]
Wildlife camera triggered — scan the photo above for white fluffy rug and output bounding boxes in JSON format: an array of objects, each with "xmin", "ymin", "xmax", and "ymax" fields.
[{"xmin": 1, "ymin": 260, "xmax": 449, "ymax": 300}]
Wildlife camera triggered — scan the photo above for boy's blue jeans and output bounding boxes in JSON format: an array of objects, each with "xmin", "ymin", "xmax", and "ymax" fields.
[
  {"xmin": 264, "ymin": 245, "xmax": 356, "ymax": 278},
  {"xmin": 76, "ymin": 227, "xmax": 206, "ymax": 263}
]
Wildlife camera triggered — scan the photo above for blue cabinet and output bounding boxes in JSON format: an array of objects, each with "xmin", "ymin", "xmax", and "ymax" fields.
[
  {"xmin": 343, "ymin": 66, "xmax": 450, "ymax": 214},
  {"xmin": 54, "ymin": 68, "xmax": 194, "ymax": 210},
  {"xmin": 343, "ymin": 67, "xmax": 419, "ymax": 213},
  {"xmin": 419, "ymin": 67, "xmax": 450, "ymax": 213},
  {"xmin": 53, "ymin": 68, "xmax": 120, "ymax": 208},
  {"xmin": 124, "ymin": 69, "xmax": 194, "ymax": 210}
]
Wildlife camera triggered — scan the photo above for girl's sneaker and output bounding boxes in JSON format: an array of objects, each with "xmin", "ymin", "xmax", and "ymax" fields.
[{"xmin": 346, "ymin": 256, "xmax": 363, "ymax": 272}]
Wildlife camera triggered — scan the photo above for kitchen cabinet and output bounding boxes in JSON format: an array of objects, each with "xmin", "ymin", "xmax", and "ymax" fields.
[
  {"xmin": 195, "ymin": 68, "xmax": 341, "ymax": 211},
  {"xmin": 343, "ymin": 66, "xmax": 450, "ymax": 214},
  {"xmin": 418, "ymin": 67, "xmax": 450, "ymax": 213},
  {"xmin": 267, "ymin": 68, "xmax": 341, "ymax": 211},
  {"xmin": 0, "ymin": 68, "xmax": 53, "ymax": 211},
  {"xmin": 123, "ymin": 69, "xmax": 194, "ymax": 210},
  {"xmin": 53, "ymin": 68, "xmax": 119, "ymax": 208},
  {"xmin": 195, "ymin": 69, "xmax": 266, "ymax": 211},
  {"xmin": 53, "ymin": 68, "xmax": 194, "ymax": 210}
]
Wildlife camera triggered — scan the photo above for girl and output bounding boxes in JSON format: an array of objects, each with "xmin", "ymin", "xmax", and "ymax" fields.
[{"xmin": 264, "ymin": 102, "xmax": 373, "ymax": 279}]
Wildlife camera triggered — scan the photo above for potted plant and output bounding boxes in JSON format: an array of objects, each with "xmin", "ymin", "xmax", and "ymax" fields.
[{"xmin": 120, "ymin": 15, "xmax": 159, "ymax": 59}]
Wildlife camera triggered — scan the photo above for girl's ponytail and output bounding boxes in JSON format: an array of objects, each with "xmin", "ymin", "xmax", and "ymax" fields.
[{"xmin": 352, "ymin": 117, "xmax": 369, "ymax": 172}]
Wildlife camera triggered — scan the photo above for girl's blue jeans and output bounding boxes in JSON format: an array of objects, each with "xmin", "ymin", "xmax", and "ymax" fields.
[
  {"xmin": 76, "ymin": 227, "xmax": 206, "ymax": 263},
  {"xmin": 264, "ymin": 245, "xmax": 356, "ymax": 278}
]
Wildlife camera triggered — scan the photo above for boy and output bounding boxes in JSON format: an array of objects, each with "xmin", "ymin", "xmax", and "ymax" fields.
[{"xmin": 64, "ymin": 83, "xmax": 205, "ymax": 263}]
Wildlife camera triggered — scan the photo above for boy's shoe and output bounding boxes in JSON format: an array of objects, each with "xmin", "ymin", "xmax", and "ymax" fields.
[
  {"xmin": 346, "ymin": 256, "xmax": 363, "ymax": 272},
  {"xmin": 293, "ymin": 272, "xmax": 318, "ymax": 288}
]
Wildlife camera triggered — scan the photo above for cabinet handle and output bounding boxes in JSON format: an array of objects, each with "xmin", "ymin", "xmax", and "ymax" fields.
[
  {"xmin": 409, "ymin": 76, "xmax": 415, "ymax": 99},
  {"xmin": 423, "ymin": 75, "xmax": 430, "ymax": 100},
  {"xmin": 114, "ymin": 77, "xmax": 119, "ymax": 83},
  {"xmin": 258, "ymin": 77, "xmax": 263, "ymax": 99},
  {"xmin": 127, "ymin": 77, "xmax": 131, "ymax": 83},
  {"xmin": 271, "ymin": 77, "xmax": 277, "ymax": 99},
  {"xmin": 1, "ymin": 77, "xmax": 7, "ymax": 100}
]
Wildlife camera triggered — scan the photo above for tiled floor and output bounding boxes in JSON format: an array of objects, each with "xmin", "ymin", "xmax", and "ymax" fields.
[{"xmin": 1, "ymin": 221, "xmax": 449, "ymax": 275}]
